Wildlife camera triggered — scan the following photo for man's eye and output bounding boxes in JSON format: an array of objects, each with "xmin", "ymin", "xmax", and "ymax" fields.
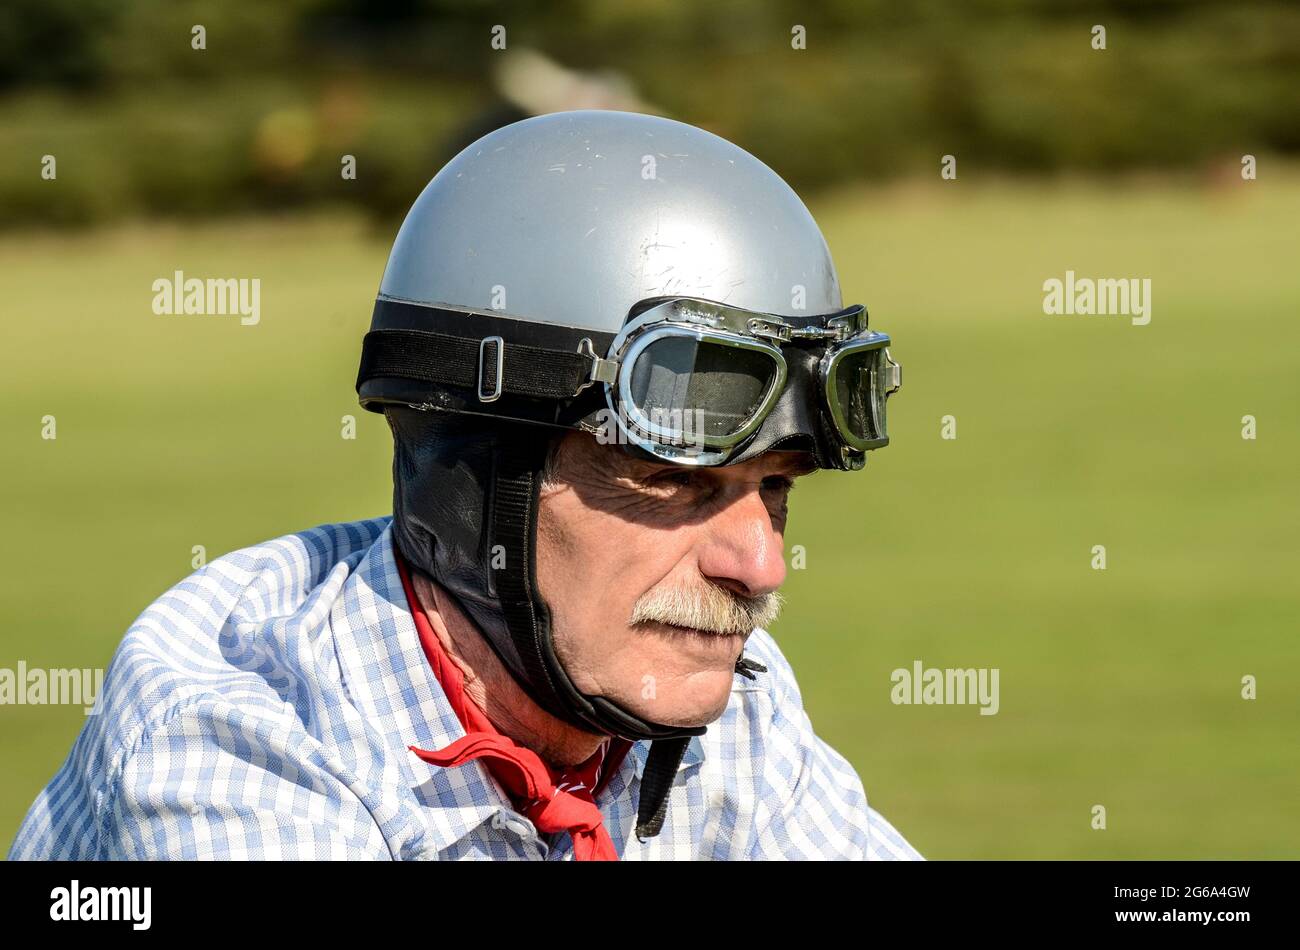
[
  {"xmin": 762, "ymin": 475, "xmax": 795, "ymax": 492},
  {"xmin": 642, "ymin": 469, "xmax": 697, "ymax": 492}
]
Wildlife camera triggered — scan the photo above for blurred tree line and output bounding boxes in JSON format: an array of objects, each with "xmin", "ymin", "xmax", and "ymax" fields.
[{"xmin": 0, "ymin": 0, "xmax": 1296, "ymax": 227}]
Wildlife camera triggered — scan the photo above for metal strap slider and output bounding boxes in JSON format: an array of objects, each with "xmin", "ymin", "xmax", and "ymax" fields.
[
  {"xmin": 575, "ymin": 337, "xmax": 619, "ymax": 392},
  {"xmin": 478, "ymin": 336, "xmax": 504, "ymax": 402}
]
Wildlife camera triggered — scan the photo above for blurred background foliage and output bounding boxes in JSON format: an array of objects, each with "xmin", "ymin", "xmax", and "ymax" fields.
[{"xmin": 1, "ymin": 0, "xmax": 1298, "ymax": 228}]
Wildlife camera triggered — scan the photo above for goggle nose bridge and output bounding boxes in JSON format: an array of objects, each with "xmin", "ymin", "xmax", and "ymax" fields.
[{"xmin": 743, "ymin": 307, "xmax": 867, "ymax": 344}]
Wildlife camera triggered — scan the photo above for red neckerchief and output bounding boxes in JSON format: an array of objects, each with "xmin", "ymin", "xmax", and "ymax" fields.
[{"xmin": 396, "ymin": 550, "xmax": 632, "ymax": 860}]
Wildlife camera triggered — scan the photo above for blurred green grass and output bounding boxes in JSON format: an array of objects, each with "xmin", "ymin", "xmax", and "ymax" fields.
[{"xmin": 2, "ymin": 172, "xmax": 1297, "ymax": 857}]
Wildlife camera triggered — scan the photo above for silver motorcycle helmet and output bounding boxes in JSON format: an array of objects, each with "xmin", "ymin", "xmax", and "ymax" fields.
[{"xmin": 355, "ymin": 110, "xmax": 901, "ymax": 840}]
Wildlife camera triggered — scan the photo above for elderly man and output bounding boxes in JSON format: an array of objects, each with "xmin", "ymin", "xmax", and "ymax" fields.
[{"xmin": 9, "ymin": 111, "xmax": 919, "ymax": 861}]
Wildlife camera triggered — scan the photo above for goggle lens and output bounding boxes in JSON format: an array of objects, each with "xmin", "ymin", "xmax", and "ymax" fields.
[
  {"xmin": 829, "ymin": 345, "xmax": 886, "ymax": 445},
  {"xmin": 625, "ymin": 334, "xmax": 783, "ymax": 446}
]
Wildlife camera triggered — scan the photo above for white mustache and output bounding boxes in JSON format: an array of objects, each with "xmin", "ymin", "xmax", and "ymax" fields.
[{"xmin": 629, "ymin": 580, "xmax": 784, "ymax": 636}]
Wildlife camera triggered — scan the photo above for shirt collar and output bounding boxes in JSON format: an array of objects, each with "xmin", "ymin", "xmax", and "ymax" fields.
[{"xmin": 328, "ymin": 521, "xmax": 706, "ymax": 855}]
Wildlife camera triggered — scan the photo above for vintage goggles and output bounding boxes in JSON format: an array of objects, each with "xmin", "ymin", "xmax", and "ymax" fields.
[
  {"xmin": 356, "ymin": 295, "xmax": 901, "ymax": 469},
  {"xmin": 587, "ymin": 297, "xmax": 901, "ymax": 466}
]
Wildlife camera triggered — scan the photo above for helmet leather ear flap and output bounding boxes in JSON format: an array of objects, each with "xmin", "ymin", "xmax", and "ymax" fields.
[{"xmin": 386, "ymin": 406, "xmax": 529, "ymax": 682}]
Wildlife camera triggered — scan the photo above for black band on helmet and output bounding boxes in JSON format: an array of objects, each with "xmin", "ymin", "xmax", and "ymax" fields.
[
  {"xmin": 359, "ymin": 327, "xmax": 598, "ymax": 400},
  {"xmin": 357, "ymin": 298, "xmax": 614, "ymax": 432},
  {"xmin": 357, "ymin": 298, "xmax": 618, "ymax": 403},
  {"xmin": 358, "ymin": 295, "xmax": 871, "ymax": 472}
]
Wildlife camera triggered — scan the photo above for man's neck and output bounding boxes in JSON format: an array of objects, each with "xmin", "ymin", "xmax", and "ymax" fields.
[{"xmin": 409, "ymin": 570, "xmax": 608, "ymax": 770}]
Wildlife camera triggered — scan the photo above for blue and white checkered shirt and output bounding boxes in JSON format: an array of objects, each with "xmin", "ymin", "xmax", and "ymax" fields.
[{"xmin": 9, "ymin": 518, "xmax": 921, "ymax": 860}]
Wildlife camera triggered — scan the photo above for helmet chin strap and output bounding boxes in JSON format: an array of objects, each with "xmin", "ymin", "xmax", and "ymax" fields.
[{"xmin": 388, "ymin": 408, "xmax": 768, "ymax": 840}]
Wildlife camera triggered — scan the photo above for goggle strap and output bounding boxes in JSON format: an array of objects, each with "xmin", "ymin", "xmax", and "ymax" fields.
[{"xmin": 357, "ymin": 328, "xmax": 597, "ymax": 402}]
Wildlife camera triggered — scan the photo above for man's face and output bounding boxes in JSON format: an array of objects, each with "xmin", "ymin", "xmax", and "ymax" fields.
[{"xmin": 536, "ymin": 432, "xmax": 816, "ymax": 728}]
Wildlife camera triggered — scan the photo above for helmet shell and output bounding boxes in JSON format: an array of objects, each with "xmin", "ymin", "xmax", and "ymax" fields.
[{"xmin": 377, "ymin": 110, "xmax": 843, "ymax": 333}]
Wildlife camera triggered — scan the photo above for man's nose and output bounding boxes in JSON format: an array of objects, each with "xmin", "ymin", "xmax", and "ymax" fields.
[{"xmin": 694, "ymin": 487, "xmax": 786, "ymax": 598}]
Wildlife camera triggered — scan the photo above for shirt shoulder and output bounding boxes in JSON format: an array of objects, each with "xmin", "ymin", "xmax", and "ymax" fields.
[
  {"xmin": 7, "ymin": 518, "xmax": 392, "ymax": 860},
  {"xmin": 100, "ymin": 516, "xmax": 391, "ymax": 740}
]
